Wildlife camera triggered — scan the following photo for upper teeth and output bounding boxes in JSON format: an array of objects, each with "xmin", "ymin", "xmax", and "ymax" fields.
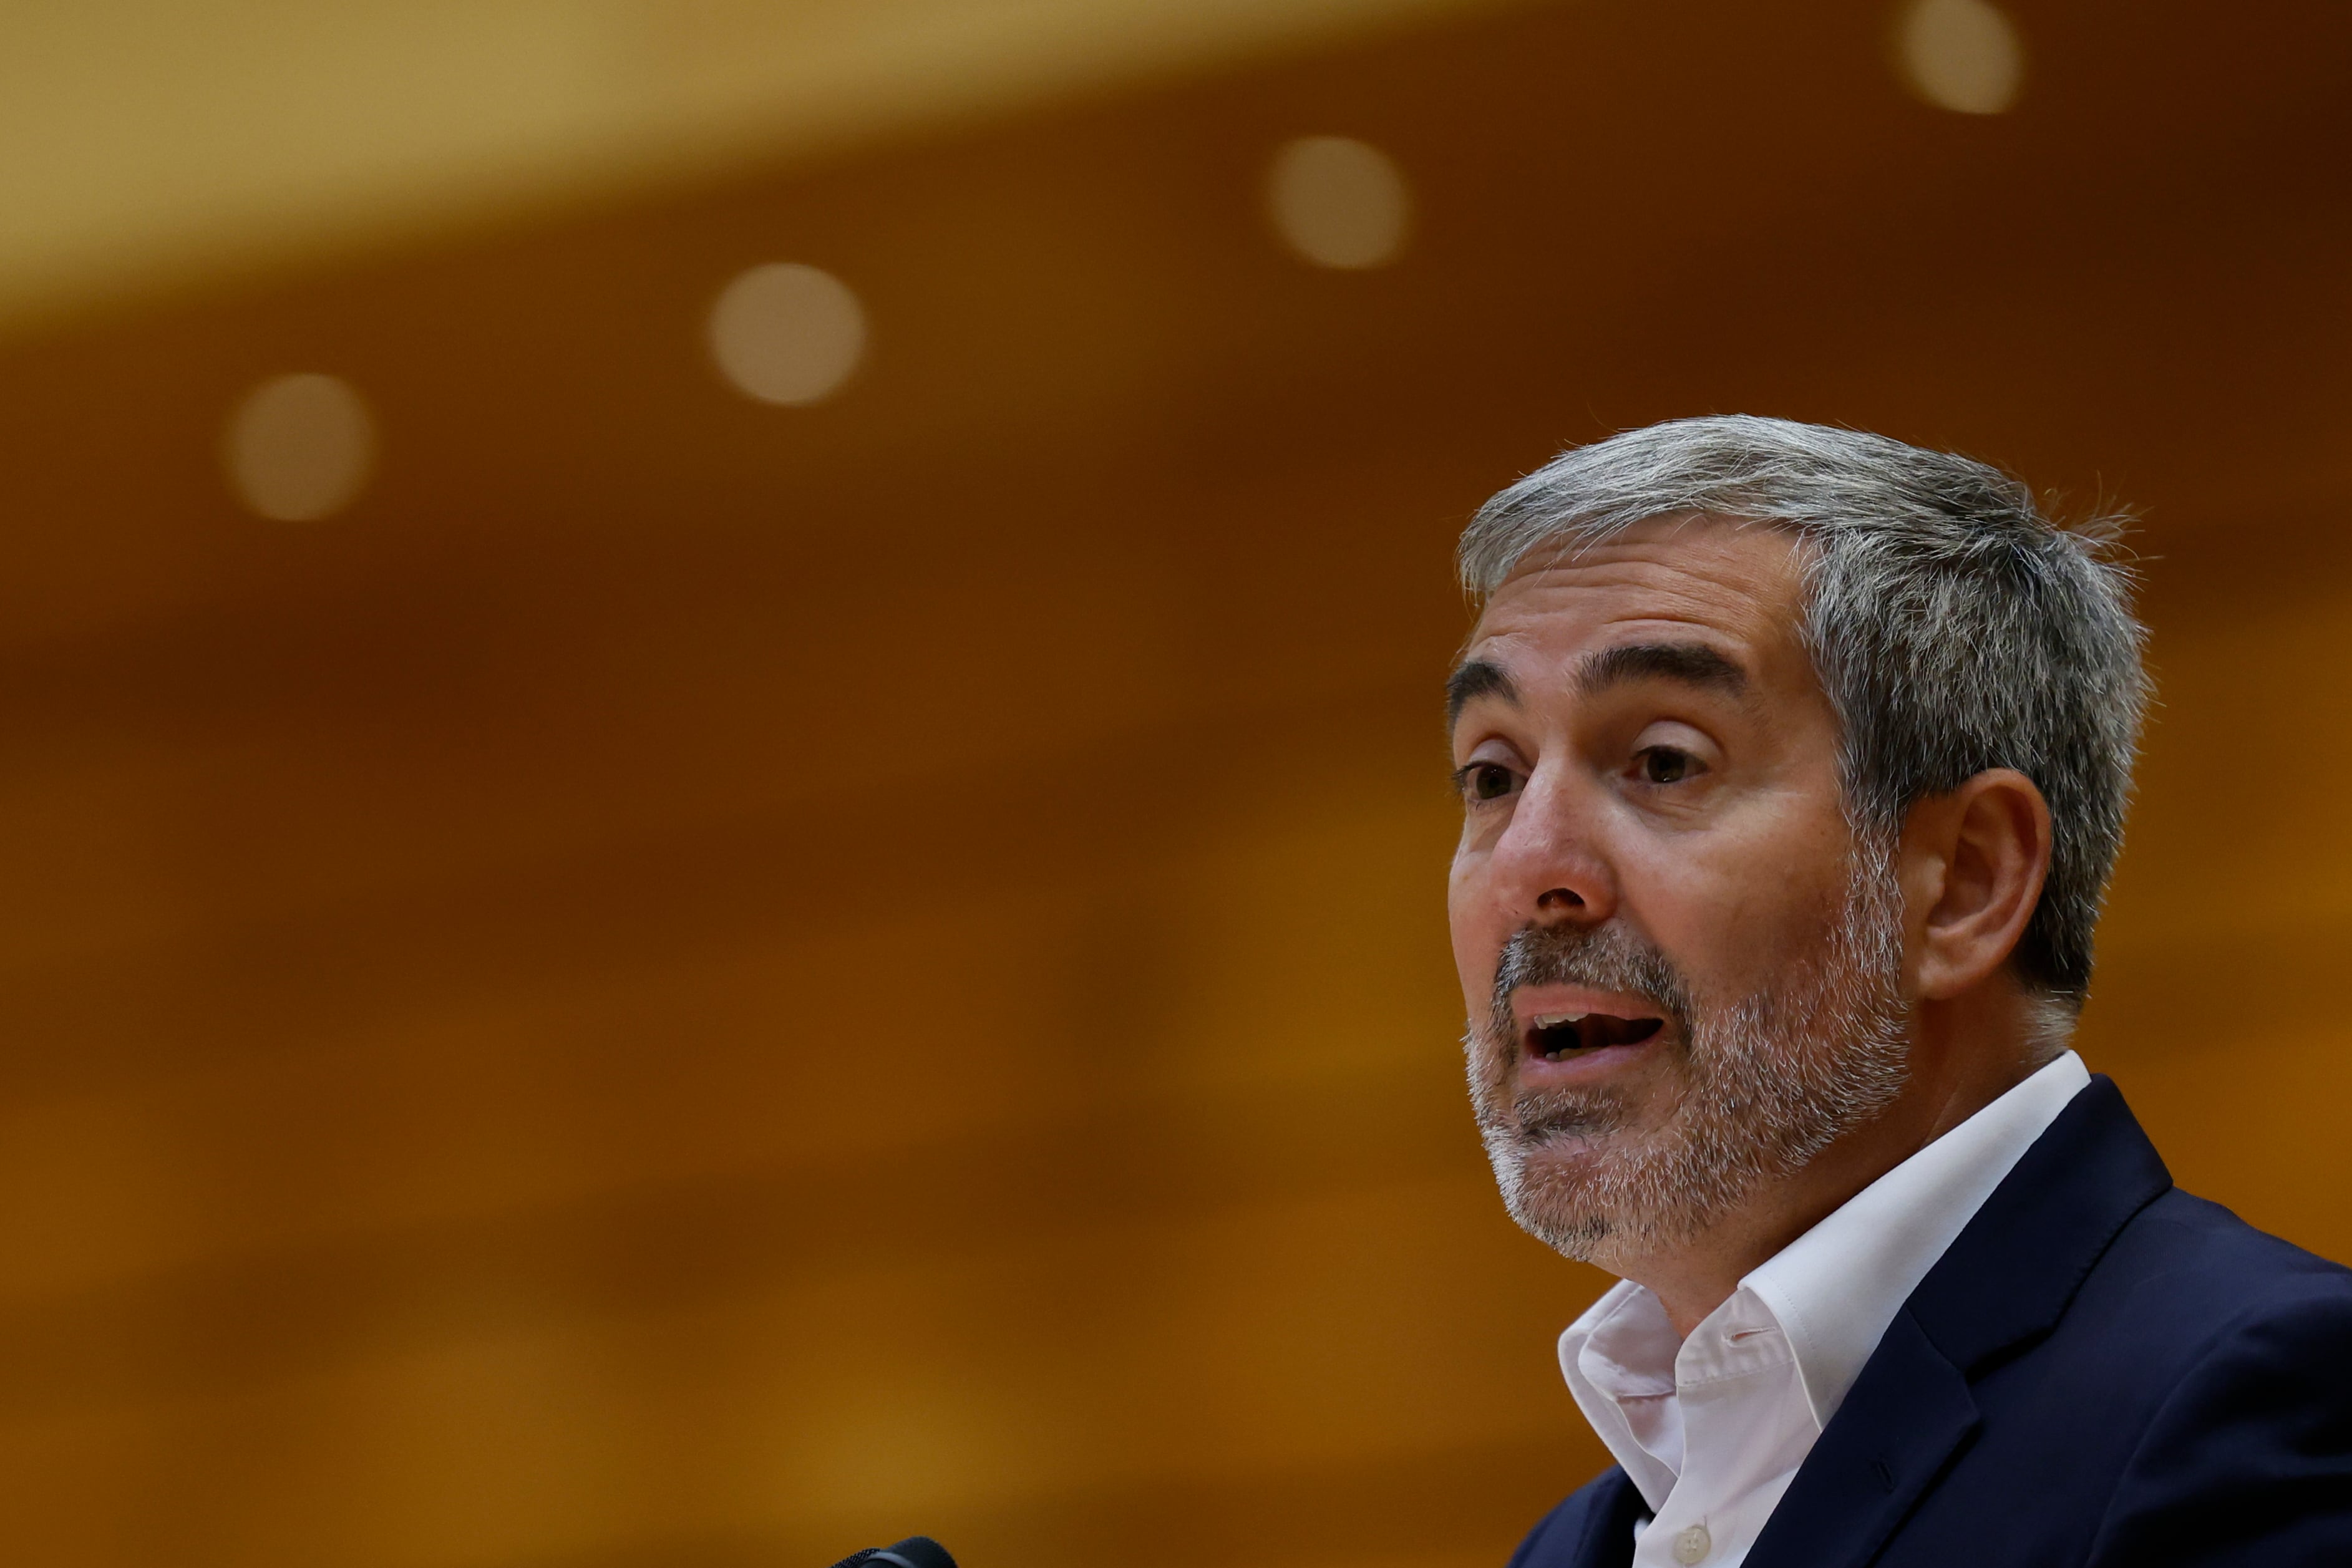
[{"xmin": 1530, "ymin": 1014, "xmax": 1590, "ymax": 1030}]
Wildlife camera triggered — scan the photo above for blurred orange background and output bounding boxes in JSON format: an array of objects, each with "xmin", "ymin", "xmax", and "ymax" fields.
[{"xmin": 1, "ymin": 2, "xmax": 2348, "ymax": 1564}]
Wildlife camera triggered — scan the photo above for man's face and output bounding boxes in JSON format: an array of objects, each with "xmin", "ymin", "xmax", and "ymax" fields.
[{"xmin": 1447, "ymin": 515, "xmax": 1911, "ymax": 1270}]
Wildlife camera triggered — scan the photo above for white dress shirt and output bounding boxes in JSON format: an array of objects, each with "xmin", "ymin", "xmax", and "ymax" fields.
[{"xmin": 1558, "ymin": 1050, "xmax": 2092, "ymax": 1567}]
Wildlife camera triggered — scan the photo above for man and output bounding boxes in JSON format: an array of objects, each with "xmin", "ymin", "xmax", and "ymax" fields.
[{"xmin": 1445, "ymin": 416, "xmax": 2352, "ymax": 1567}]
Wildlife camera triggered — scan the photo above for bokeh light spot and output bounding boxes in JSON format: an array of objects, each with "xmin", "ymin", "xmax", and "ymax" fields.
[
  {"xmin": 1266, "ymin": 135, "xmax": 1411, "ymax": 270},
  {"xmin": 224, "ymin": 372, "xmax": 376, "ymax": 522},
  {"xmin": 709, "ymin": 263, "xmax": 867, "ymax": 405},
  {"xmin": 1897, "ymin": 0, "xmax": 2025, "ymax": 115}
]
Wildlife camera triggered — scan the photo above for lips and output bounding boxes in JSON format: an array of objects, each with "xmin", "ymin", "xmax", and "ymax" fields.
[{"xmin": 1525, "ymin": 1011, "xmax": 1665, "ymax": 1062}]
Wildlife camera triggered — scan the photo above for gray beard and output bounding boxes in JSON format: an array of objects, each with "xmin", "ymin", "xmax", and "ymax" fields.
[{"xmin": 1465, "ymin": 836, "xmax": 1912, "ymax": 1274}]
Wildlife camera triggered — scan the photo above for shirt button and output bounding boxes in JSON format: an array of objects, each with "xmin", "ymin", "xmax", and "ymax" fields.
[{"xmin": 1671, "ymin": 1524, "xmax": 1712, "ymax": 1564}]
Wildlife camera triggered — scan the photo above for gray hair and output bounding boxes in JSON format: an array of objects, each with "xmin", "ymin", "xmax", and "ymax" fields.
[{"xmin": 1458, "ymin": 415, "xmax": 2149, "ymax": 1007}]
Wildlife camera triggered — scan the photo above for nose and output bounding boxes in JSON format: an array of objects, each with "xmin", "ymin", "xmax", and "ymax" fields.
[{"xmin": 1483, "ymin": 763, "xmax": 1618, "ymax": 928}]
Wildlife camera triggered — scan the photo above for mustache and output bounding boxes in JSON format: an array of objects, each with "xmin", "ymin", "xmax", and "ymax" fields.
[{"xmin": 1486, "ymin": 921, "xmax": 1698, "ymax": 1040}]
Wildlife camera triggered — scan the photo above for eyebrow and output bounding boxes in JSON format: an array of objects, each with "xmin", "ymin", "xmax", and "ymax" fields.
[
  {"xmin": 1446, "ymin": 640, "xmax": 1752, "ymax": 730},
  {"xmin": 1445, "ymin": 658, "xmax": 1519, "ymax": 726},
  {"xmin": 1577, "ymin": 641, "xmax": 1750, "ymax": 700}
]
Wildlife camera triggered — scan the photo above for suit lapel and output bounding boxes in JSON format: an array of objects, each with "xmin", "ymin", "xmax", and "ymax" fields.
[
  {"xmin": 1904, "ymin": 1076, "xmax": 2171, "ymax": 1372},
  {"xmin": 1559, "ymin": 1469, "xmax": 1647, "ymax": 1568},
  {"xmin": 1746, "ymin": 1076, "xmax": 2174, "ymax": 1568},
  {"xmin": 1744, "ymin": 1309, "xmax": 1976, "ymax": 1568}
]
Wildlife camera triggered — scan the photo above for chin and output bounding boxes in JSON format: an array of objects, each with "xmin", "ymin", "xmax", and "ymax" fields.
[
  {"xmin": 1488, "ymin": 1134, "xmax": 1635, "ymax": 1263},
  {"xmin": 1492, "ymin": 1118, "xmax": 1736, "ymax": 1270}
]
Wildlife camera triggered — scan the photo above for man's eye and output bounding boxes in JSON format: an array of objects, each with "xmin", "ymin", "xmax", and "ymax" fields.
[
  {"xmin": 1457, "ymin": 763, "xmax": 1518, "ymax": 802},
  {"xmin": 1638, "ymin": 747, "xmax": 1698, "ymax": 785}
]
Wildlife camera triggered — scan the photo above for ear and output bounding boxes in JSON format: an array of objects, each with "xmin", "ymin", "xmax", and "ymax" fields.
[{"xmin": 1900, "ymin": 768, "xmax": 2053, "ymax": 1002}]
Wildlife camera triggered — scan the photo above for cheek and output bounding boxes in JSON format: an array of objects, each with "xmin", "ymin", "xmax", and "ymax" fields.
[
  {"xmin": 1627, "ymin": 826, "xmax": 1850, "ymax": 984},
  {"xmin": 1446, "ymin": 852, "xmax": 1499, "ymax": 1006}
]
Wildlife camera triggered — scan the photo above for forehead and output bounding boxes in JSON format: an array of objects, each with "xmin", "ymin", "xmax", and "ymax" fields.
[{"xmin": 1464, "ymin": 515, "xmax": 1810, "ymax": 690}]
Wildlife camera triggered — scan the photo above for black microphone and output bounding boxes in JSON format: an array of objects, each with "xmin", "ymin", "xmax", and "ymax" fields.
[{"xmin": 829, "ymin": 1536, "xmax": 957, "ymax": 1568}]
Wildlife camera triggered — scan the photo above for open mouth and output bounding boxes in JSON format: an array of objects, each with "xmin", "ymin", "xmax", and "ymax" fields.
[{"xmin": 1524, "ymin": 1012, "xmax": 1664, "ymax": 1062}]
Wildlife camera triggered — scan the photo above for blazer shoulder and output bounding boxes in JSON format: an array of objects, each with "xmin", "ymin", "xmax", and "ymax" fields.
[
  {"xmin": 2091, "ymin": 1184, "xmax": 2352, "ymax": 1334},
  {"xmin": 1506, "ymin": 1467, "xmax": 1641, "ymax": 1568},
  {"xmin": 2022, "ymin": 1183, "xmax": 2352, "ymax": 1433},
  {"xmin": 2084, "ymin": 1272, "xmax": 2352, "ymax": 1566}
]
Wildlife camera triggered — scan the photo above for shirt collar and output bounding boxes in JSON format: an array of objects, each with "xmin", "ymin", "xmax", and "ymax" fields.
[
  {"xmin": 1557, "ymin": 1050, "xmax": 2092, "ymax": 1492},
  {"xmin": 1561, "ymin": 1279, "xmax": 1683, "ymax": 1508},
  {"xmin": 1744, "ymin": 1049, "xmax": 2090, "ymax": 1430}
]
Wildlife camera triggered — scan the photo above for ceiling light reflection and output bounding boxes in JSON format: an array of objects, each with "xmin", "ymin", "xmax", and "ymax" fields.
[
  {"xmin": 710, "ymin": 263, "xmax": 867, "ymax": 405},
  {"xmin": 1266, "ymin": 136, "xmax": 1411, "ymax": 270},
  {"xmin": 1897, "ymin": 0, "xmax": 2025, "ymax": 115},
  {"xmin": 224, "ymin": 372, "xmax": 376, "ymax": 521}
]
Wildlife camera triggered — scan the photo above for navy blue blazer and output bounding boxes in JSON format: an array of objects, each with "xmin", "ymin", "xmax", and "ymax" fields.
[{"xmin": 1507, "ymin": 1076, "xmax": 2352, "ymax": 1568}]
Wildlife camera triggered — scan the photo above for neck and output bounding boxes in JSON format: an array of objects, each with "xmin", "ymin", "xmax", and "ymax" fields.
[{"xmin": 1621, "ymin": 983, "xmax": 2059, "ymax": 1338}]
